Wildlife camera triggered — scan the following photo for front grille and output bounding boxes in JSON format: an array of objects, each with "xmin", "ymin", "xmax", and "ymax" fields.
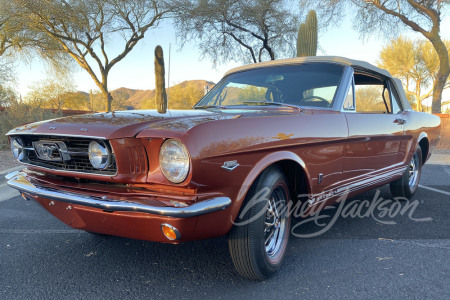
[{"xmin": 17, "ymin": 135, "xmax": 117, "ymax": 176}]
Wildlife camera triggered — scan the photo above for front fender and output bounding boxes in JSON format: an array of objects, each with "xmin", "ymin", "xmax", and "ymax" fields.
[{"xmin": 230, "ymin": 151, "xmax": 312, "ymax": 222}]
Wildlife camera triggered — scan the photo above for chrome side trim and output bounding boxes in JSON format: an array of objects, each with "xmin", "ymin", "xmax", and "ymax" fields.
[
  {"xmin": 309, "ymin": 165, "xmax": 406, "ymax": 206},
  {"xmin": 6, "ymin": 172, "xmax": 231, "ymax": 218}
]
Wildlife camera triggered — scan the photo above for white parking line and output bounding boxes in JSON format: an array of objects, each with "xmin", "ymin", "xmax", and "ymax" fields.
[
  {"xmin": 419, "ymin": 184, "xmax": 450, "ymax": 196},
  {"xmin": 444, "ymin": 165, "xmax": 450, "ymax": 177}
]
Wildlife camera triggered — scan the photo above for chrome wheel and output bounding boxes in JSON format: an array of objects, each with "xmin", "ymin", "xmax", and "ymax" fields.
[
  {"xmin": 408, "ymin": 152, "xmax": 420, "ymax": 189},
  {"xmin": 264, "ymin": 184, "xmax": 288, "ymax": 262},
  {"xmin": 228, "ymin": 167, "xmax": 291, "ymax": 280},
  {"xmin": 390, "ymin": 145, "xmax": 423, "ymax": 200}
]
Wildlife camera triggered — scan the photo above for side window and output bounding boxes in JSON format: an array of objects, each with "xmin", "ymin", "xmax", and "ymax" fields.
[
  {"xmin": 354, "ymin": 74, "xmax": 391, "ymax": 114},
  {"xmin": 389, "ymin": 82, "xmax": 403, "ymax": 114},
  {"xmin": 343, "ymin": 77, "xmax": 355, "ymax": 110}
]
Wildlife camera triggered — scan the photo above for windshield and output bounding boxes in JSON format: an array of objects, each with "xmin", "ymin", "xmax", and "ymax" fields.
[{"xmin": 195, "ymin": 63, "xmax": 345, "ymax": 109}]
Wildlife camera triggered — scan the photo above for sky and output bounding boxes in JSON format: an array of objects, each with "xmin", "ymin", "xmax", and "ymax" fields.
[{"xmin": 14, "ymin": 12, "xmax": 450, "ymax": 104}]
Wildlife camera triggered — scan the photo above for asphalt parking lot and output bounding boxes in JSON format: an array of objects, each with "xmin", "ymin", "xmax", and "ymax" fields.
[{"xmin": 1, "ymin": 161, "xmax": 449, "ymax": 299}]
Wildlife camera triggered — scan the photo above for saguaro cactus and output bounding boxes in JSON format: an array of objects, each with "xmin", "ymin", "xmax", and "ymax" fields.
[
  {"xmin": 296, "ymin": 10, "xmax": 318, "ymax": 57},
  {"xmin": 154, "ymin": 45, "xmax": 167, "ymax": 113},
  {"xmin": 89, "ymin": 90, "xmax": 94, "ymax": 111}
]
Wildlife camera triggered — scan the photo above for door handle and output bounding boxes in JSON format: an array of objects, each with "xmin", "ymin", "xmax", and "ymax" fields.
[{"xmin": 394, "ymin": 118, "xmax": 406, "ymax": 125}]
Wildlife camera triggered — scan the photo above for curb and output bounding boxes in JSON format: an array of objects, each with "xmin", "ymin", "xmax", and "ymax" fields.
[{"xmin": 427, "ymin": 153, "xmax": 450, "ymax": 165}]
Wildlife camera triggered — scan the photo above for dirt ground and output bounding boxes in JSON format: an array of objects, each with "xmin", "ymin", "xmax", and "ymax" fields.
[{"xmin": 0, "ymin": 151, "xmax": 20, "ymax": 172}]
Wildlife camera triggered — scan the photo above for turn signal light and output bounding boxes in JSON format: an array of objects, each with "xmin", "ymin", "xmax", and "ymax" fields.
[{"xmin": 161, "ymin": 223, "xmax": 181, "ymax": 240}]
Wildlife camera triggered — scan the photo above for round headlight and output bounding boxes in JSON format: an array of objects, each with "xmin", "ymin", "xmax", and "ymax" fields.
[
  {"xmin": 88, "ymin": 141, "xmax": 111, "ymax": 169},
  {"xmin": 10, "ymin": 137, "xmax": 25, "ymax": 161},
  {"xmin": 159, "ymin": 139, "xmax": 190, "ymax": 183}
]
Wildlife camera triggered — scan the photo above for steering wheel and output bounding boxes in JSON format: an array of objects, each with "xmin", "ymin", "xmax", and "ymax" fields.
[{"xmin": 298, "ymin": 96, "xmax": 330, "ymax": 107}]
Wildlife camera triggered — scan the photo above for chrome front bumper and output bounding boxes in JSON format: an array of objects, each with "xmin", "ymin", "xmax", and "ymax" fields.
[{"xmin": 6, "ymin": 171, "xmax": 231, "ymax": 218}]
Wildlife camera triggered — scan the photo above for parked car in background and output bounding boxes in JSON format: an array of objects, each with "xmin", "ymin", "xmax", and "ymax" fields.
[{"xmin": 5, "ymin": 57, "xmax": 441, "ymax": 280}]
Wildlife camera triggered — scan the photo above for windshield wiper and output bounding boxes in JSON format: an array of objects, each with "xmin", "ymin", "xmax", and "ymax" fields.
[
  {"xmin": 242, "ymin": 101, "xmax": 302, "ymax": 112},
  {"xmin": 193, "ymin": 105, "xmax": 227, "ymax": 110}
]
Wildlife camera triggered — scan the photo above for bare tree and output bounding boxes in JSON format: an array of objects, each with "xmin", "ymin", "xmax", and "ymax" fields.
[
  {"xmin": 15, "ymin": 0, "xmax": 170, "ymax": 112},
  {"xmin": 0, "ymin": 21, "xmax": 12, "ymax": 58},
  {"xmin": 0, "ymin": 85, "xmax": 17, "ymax": 106},
  {"xmin": 1, "ymin": 0, "xmax": 76, "ymax": 89},
  {"xmin": 379, "ymin": 36, "xmax": 450, "ymax": 112},
  {"xmin": 0, "ymin": 0, "xmax": 22, "ymax": 83},
  {"xmin": 0, "ymin": 0, "xmax": 18, "ymax": 57},
  {"xmin": 305, "ymin": 0, "xmax": 450, "ymax": 113},
  {"xmin": 172, "ymin": 0, "xmax": 299, "ymax": 65}
]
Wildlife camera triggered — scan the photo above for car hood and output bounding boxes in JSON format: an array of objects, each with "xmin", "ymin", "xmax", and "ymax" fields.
[{"xmin": 7, "ymin": 108, "xmax": 299, "ymax": 139}]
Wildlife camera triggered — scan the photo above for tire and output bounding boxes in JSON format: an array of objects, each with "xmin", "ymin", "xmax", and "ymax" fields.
[
  {"xmin": 228, "ymin": 166, "xmax": 291, "ymax": 280},
  {"xmin": 390, "ymin": 145, "xmax": 422, "ymax": 199}
]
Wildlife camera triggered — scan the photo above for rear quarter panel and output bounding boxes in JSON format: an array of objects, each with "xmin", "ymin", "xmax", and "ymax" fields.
[{"xmin": 403, "ymin": 111, "xmax": 441, "ymax": 162}]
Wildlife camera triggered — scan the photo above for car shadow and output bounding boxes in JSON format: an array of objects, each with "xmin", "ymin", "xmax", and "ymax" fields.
[
  {"xmin": 3, "ymin": 177, "xmax": 449, "ymax": 297},
  {"xmin": 68, "ymin": 183, "xmax": 448, "ymax": 282},
  {"xmin": 289, "ymin": 184, "xmax": 442, "ymax": 240}
]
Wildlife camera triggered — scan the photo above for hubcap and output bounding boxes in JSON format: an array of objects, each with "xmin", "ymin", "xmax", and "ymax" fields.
[
  {"xmin": 408, "ymin": 152, "xmax": 420, "ymax": 189},
  {"xmin": 264, "ymin": 185, "xmax": 287, "ymax": 262}
]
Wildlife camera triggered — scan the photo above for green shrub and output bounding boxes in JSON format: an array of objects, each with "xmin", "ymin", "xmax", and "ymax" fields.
[{"xmin": 0, "ymin": 102, "xmax": 62, "ymax": 150}]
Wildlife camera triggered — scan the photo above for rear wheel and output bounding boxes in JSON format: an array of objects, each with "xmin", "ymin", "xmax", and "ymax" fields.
[
  {"xmin": 228, "ymin": 167, "xmax": 291, "ymax": 280},
  {"xmin": 390, "ymin": 145, "xmax": 422, "ymax": 199}
]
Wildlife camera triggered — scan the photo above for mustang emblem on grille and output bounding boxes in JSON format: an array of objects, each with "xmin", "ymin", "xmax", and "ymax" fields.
[{"xmin": 32, "ymin": 141, "xmax": 70, "ymax": 161}]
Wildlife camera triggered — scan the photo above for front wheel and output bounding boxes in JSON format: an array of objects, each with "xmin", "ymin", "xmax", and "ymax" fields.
[
  {"xmin": 390, "ymin": 145, "xmax": 422, "ymax": 199},
  {"xmin": 228, "ymin": 167, "xmax": 291, "ymax": 280}
]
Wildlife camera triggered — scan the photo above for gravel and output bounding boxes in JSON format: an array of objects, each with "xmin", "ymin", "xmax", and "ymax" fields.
[{"xmin": 0, "ymin": 151, "xmax": 21, "ymax": 173}]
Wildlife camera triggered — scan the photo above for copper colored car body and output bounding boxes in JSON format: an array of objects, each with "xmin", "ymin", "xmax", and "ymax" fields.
[{"xmin": 5, "ymin": 57, "xmax": 441, "ymax": 280}]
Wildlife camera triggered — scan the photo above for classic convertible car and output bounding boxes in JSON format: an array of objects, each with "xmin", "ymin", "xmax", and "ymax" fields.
[{"xmin": 5, "ymin": 57, "xmax": 441, "ymax": 280}]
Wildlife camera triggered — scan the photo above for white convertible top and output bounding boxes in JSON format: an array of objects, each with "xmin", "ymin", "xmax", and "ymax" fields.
[{"xmin": 225, "ymin": 56, "xmax": 412, "ymax": 110}]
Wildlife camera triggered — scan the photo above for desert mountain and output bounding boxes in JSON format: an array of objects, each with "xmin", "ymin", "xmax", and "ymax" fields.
[{"xmin": 110, "ymin": 80, "xmax": 215, "ymax": 109}]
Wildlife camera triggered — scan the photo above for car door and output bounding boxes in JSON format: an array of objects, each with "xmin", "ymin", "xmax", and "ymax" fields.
[{"xmin": 341, "ymin": 72, "xmax": 410, "ymax": 191}]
